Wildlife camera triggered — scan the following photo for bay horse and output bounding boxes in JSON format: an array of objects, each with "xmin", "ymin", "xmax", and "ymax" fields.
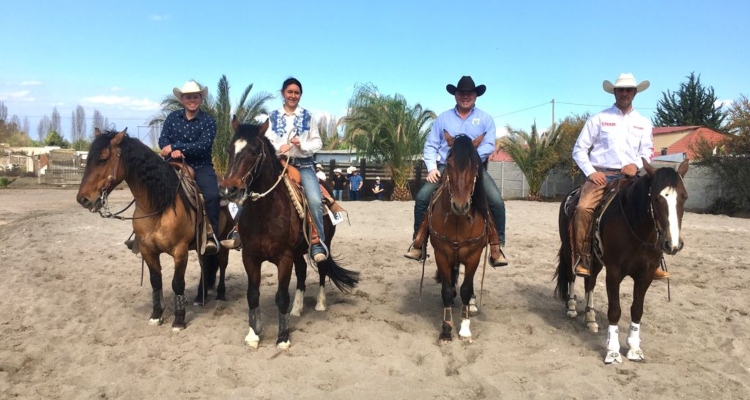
[
  {"xmin": 555, "ymin": 158, "xmax": 689, "ymax": 363},
  {"xmin": 76, "ymin": 128, "xmax": 233, "ymax": 331},
  {"xmin": 220, "ymin": 117, "xmax": 359, "ymax": 350},
  {"xmin": 429, "ymin": 131, "xmax": 489, "ymax": 344}
]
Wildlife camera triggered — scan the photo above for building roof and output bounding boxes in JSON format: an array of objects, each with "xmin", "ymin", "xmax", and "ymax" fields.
[
  {"xmin": 489, "ymin": 148, "xmax": 513, "ymax": 162},
  {"xmin": 653, "ymin": 126, "xmax": 727, "ymax": 160}
]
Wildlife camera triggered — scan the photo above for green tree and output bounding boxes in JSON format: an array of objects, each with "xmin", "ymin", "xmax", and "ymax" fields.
[
  {"xmin": 500, "ymin": 123, "xmax": 560, "ymax": 200},
  {"xmin": 44, "ymin": 131, "xmax": 70, "ymax": 148},
  {"xmin": 71, "ymin": 138, "xmax": 91, "ymax": 151},
  {"xmin": 342, "ymin": 83, "xmax": 435, "ymax": 200},
  {"xmin": 551, "ymin": 113, "xmax": 589, "ymax": 177},
  {"xmin": 318, "ymin": 115, "xmax": 346, "ymax": 150},
  {"xmin": 148, "ymin": 75, "xmax": 273, "ymax": 173},
  {"xmin": 652, "ymin": 72, "xmax": 726, "ymax": 131}
]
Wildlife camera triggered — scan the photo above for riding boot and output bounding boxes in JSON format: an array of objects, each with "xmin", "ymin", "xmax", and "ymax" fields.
[
  {"xmin": 307, "ymin": 214, "xmax": 327, "ymax": 263},
  {"xmin": 404, "ymin": 216, "xmax": 429, "ymax": 260},
  {"xmin": 654, "ymin": 267, "xmax": 670, "ymax": 280},
  {"xmin": 486, "ymin": 216, "xmax": 508, "ymax": 267},
  {"xmin": 574, "ymin": 240, "xmax": 592, "ymax": 277},
  {"xmin": 220, "ymin": 225, "xmax": 241, "ymax": 250},
  {"xmin": 200, "ymin": 194, "xmax": 218, "ymax": 256}
]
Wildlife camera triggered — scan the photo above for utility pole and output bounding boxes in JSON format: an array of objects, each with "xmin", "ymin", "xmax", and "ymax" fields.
[{"xmin": 551, "ymin": 99, "xmax": 555, "ymax": 128}]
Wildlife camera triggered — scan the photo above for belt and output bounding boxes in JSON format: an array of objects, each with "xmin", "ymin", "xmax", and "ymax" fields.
[
  {"xmin": 595, "ymin": 167, "xmax": 621, "ymax": 173},
  {"xmin": 289, "ymin": 157, "xmax": 313, "ymax": 165}
]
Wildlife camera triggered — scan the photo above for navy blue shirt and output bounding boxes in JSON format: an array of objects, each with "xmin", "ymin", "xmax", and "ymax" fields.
[{"xmin": 158, "ymin": 109, "xmax": 216, "ymax": 168}]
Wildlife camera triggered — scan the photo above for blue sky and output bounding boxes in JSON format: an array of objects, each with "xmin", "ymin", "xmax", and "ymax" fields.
[{"xmin": 2, "ymin": 0, "xmax": 749, "ymax": 142}]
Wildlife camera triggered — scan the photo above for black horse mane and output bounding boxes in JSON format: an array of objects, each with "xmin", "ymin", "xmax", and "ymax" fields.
[
  {"xmin": 232, "ymin": 122, "xmax": 283, "ymax": 179},
  {"xmin": 89, "ymin": 130, "xmax": 182, "ymax": 214},
  {"xmin": 447, "ymin": 134, "xmax": 488, "ymax": 215}
]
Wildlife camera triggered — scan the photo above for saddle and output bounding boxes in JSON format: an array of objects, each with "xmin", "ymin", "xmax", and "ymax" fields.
[
  {"xmin": 170, "ymin": 161, "xmax": 215, "ymax": 256},
  {"xmin": 280, "ymin": 160, "xmax": 348, "ymax": 245},
  {"xmin": 564, "ymin": 178, "xmax": 632, "ymax": 262}
]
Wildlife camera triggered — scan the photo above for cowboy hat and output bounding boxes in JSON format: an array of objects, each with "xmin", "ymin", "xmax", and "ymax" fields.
[
  {"xmin": 375, "ymin": 177, "xmax": 380, "ymax": 180},
  {"xmin": 347, "ymin": 166, "xmax": 358, "ymax": 174},
  {"xmin": 173, "ymin": 81, "xmax": 208, "ymax": 99},
  {"xmin": 446, "ymin": 76, "xmax": 486, "ymax": 97},
  {"xmin": 603, "ymin": 73, "xmax": 650, "ymax": 94},
  {"xmin": 315, "ymin": 163, "xmax": 322, "ymax": 170},
  {"xmin": 333, "ymin": 168, "xmax": 342, "ymax": 173}
]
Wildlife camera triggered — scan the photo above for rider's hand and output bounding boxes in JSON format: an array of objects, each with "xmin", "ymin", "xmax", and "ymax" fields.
[
  {"xmin": 170, "ymin": 150, "xmax": 184, "ymax": 159},
  {"xmin": 160, "ymin": 145, "xmax": 172, "ymax": 157},
  {"xmin": 426, "ymin": 168, "xmax": 441, "ymax": 184},
  {"xmin": 290, "ymin": 137, "xmax": 300, "ymax": 147},
  {"xmin": 588, "ymin": 171, "xmax": 607, "ymax": 186},
  {"xmin": 621, "ymin": 163, "xmax": 638, "ymax": 177},
  {"xmin": 279, "ymin": 144, "xmax": 292, "ymax": 154}
]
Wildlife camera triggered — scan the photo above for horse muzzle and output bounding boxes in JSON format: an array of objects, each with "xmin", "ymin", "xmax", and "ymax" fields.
[
  {"xmin": 662, "ymin": 238, "xmax": 684, "ymax": 255},
  {"xmin": 221, "ymin": 186, "xmax": 241, "ymax": 202},
  {"xmin": 450, "ymin": 201, "xmax": 471, "ymax": 216},
  {"xmin": 77, "ymin": 195, "xmax": 102, "ymax": 213}
]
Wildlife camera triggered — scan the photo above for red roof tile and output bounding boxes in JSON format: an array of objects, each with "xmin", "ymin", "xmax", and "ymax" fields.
[
  {"xmin": 655, "ymin": 127, "xmax": 728, "ymax": 159},
  {"xmin": 653, "ymin": 126, "xmax": 701, "ymax": 135},
  {"xmin": 489, "ymin": 148, "xmax": 514, "ymax": 162}
]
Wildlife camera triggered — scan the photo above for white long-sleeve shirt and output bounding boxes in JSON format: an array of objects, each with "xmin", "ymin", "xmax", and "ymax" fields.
[
  {"xmin": 265, "ymin": 106, "xmax": 322, "ymax": 158},
  {"xmin": 572, "ymin": 105, "xmax": 654, "ymax": 177}
]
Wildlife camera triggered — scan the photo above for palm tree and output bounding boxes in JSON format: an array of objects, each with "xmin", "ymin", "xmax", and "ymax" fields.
[
  {"xmin": 317, "ymin": 114, "xmax": 346, "ymax": 150},
  {"xmin": 148, "ymin": 75, "xmax": 273, "ymax": 173},
  {"xmin": 500, "ymin": 123, "xmax": 560, "ymax": 200},
  {"xmin": 342, "ymin": 83, "xmax": 435, "ymax": 201}
]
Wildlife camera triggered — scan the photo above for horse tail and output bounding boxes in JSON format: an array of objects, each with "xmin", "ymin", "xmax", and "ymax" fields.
[
  {"xmin": 322, "ymin": 256, "xmax": 360, "ymax": 293},
  {"xmin": 554, "ymin": 197, "xmax": 573, "ymax": 302}
]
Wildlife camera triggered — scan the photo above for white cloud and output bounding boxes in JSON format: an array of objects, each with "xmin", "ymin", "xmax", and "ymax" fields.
[
  {"xmin": 150, "ymin": 14, "xmax": 169, "ymax": 21},
  {"xmin": 714, "ymin": 99, "xmax": 733, "ymax": 109},
  {"xmin": 0, "ymin": 90, "xmax": 34, "ymax": 102},
  {"xmin": 111, "ymin": 86, "xmax": 123, "ymax": 92},
  {"xmin": 21, "ymin": 80, "xmax": 42, "ymax": 86},
  {"xmin": 82, "ymin": 95, "xmax": 161, "ymax": 111}
]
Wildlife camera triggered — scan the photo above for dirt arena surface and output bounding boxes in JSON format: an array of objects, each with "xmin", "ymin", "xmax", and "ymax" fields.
[{"xmin": 1, "ymin": 187, "xmax": 748, "ymax": 399}]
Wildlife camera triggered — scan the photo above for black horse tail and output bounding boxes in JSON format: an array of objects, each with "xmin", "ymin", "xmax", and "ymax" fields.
[
  {"xmin": 322, "ymin": 256, "xmax": 360, "ymax": 293},
  {"xmin": 554, "ymin": 198, "xmax": 574, "ymax": 302}
]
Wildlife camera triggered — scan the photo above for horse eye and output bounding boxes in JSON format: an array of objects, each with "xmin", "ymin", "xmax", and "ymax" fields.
[{"xmin": 97, "ymin": 158, "xmax": 108, "ymax": 165}]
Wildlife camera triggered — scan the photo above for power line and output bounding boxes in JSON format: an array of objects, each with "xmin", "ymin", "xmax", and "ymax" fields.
[{"xmin": 494, "ymin": 101, "xmax": 551, "ymax": 118}]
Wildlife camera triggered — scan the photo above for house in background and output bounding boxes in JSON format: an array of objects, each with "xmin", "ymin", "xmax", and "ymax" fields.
[{"xmin": 652, "ymin": 126, "xmax": 727, "ymax": 161}]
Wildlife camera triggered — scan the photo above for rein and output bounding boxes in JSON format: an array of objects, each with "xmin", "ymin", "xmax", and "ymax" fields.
[
  {"xmin": 617, "ymin": 181, "xmax": 662, "ymax": 251},
  {"xmin": 234, "ymin": 137, "xmax": 289, "ymax": 206}
]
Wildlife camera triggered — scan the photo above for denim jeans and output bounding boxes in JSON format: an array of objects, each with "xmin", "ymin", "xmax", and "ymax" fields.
[
  {"xmin": 413, "ymin": 165, "xmax": 506, "ymax": 245},
  {"xmin": 333, "ymin": 189, "xmax": 342, "ymax": 201},
  {"xmin": 194, "ymin": 164, "xmax": 220, "ymax": 236},
  {"xmin": 349, "ymin": 190, "xmax": 360, "ymax": 201},
  {"xmin": 293, "ymin": 158, "xmax": 326, "ymax": 245}
]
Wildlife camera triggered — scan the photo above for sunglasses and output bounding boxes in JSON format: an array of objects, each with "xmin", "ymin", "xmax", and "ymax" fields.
[{"xmin": 614, "ymin": 88, "xmax": 636, "ymax": 93}]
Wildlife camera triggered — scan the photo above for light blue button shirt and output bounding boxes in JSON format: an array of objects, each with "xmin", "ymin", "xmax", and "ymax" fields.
[{"xmin": 423, "ymin": 107, "xmax": 496, "ymax": 172}]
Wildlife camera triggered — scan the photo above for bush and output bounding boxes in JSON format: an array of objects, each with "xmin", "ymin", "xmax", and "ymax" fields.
[
  {"xmin": 706, "ymin": 197, "xmax": 741, "ymax": 216},
  {"xmin": 0, "ymin": 177, "xmax": 10, "ymax": 188}
]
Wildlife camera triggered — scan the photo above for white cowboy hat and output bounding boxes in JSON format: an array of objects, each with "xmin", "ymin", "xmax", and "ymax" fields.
[
  {"xmin": 333, "ymin": 168, "xmax": 342, "ymax": 173},
  {"xmin": 375, "ymin": 177, "xmax": 380, "ymax": 180},
  {"xmin": 603, "ymin": 73, "xmax": 650, "ymax": 94},
  {"xmin": 347, "ymin": 166, "xmax": 358, "ymax": 174},
  {"xmin": 173, "ymin": 81, "xmax": 208, "ymax": 99},
  {"xmin": 316, "ymin": 163, "xmax": 322, "ymax": 170}
]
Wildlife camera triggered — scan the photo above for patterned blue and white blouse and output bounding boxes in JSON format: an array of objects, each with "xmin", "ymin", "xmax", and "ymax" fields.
[{"xmin": 265, "ymin": 106, "xmax": 322, "ymax": 158}]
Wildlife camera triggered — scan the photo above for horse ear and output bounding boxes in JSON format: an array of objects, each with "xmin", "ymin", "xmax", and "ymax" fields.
[
  {"xmin": 443, "ymin": 130, "xmax": 453, "ymax": 146},
  {"xmin": 642, "ymin": 157, "xmax": 655, "ymax": 177},
  {"xmin": 260, "ymin": 118, "xmax": 269, "ymax": 134},
  {"xmin": 472, "ymin": 132, "xmax": 487, "ymax": 148},
  {"xmin": 232, "ymin": 115, "xmax": 239, "ymax": 132},
  {"xmin": 677, "ymin": 159, "xmax": 689, "ymax": 177},
  {"xmin": 112, "ymin": 131, "xmax": 126, "ymax": 146},
  {"xmin": 94, "ymin": 128, "xmax": 101, "ymax": 137}
]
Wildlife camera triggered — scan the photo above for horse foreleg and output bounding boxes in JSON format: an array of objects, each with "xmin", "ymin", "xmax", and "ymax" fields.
[
  {"xmin": 566, "ymin": 281, "xmax": 578, "ymax": 318},
  {"xmin": 275, "ymin": 261, "xmax": 293, "ymax": 350},
  {"xmin": 315, "ymin": 258, "xmax": 328, "ymax": 311},
  {"xmin": 584, "ymin": 285, "xmax": 598, "ymax": 333},
  {"xmin": 604, "ymin": 273, "xmax": 624, "ymax": 364},
  {"xmin": 171, "ymin": 252, "xmax": 189, "ymax": 331},
  {"xmin": 216, "ymin": 250, "xmax": 229, "ymax": 301},
  {"xmin": 143, "ymin": 253, "xmax": 164, "ymax": 326},
  {"xmin": 244, "ymin": 255, "xmax": 262, "ymax": 349},
  {"xmin": 315, "ymin": 286, "xmax": 327, "ymax": 312},
  {"xmin": 458, "ymin": 264, "xmax": 478, "ymax": 342},
  {"xmin": 626, "ymin": 277, "xmax": 652, "ymax": 361},
  {"xmin": 439, "ymin": 282, "xmax": 454, "ymax": 344},
  {"xmin": 290, "ymin": 256, "xmax": 307, "ymax": 317}
]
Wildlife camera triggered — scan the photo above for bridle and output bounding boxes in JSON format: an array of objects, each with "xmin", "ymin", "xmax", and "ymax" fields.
[
  {"xmin": 618, "ymin": 174, "xmax": 683, "ymax": 251},
  {"xmin": 231, "ymin": 136, "xmax": 288, "ymax": 206},
  {"xmin": 429, "ymin": 162, "xmax": 485, "ymax": 251}
]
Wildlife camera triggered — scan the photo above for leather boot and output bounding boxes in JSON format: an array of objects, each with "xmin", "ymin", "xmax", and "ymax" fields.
[
  {"xmin": 307, "ymin": 214, "xmax": 327, "ymax": 263},
  {"xmin": 220, "ymin": 226, "xmax": 241, "ymax": 250},
  {"xmin": 404, "ymin": 216, "xmax": 429, "ymax": 260},
  {"xmin": 654, "ymin": 268, "xmax": 670, "ymax": 280},
  {"xmin": 486, "ymin": 215, "xmax": 507, "ymax": 267},
  {"xmin": 574, "ymin": 240, "xmax": 592, "ymax": 277}
]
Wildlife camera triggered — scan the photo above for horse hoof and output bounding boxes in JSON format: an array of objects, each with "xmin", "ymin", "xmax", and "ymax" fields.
[
  {"xmin": 604, "ymin": 351, "xmax": 623, "ymax": 364},
  {"xmin": 587, "ymin": 322, "xmax": 599, "ymax": 333},
  {"xmin": 277, "ymin": 340, "xmax": 290, "ymax": 350},
  {"xmin": 627, "ymin": 348, "xmax": 645, "ymax": 361},
  {"xmin": 314, "ymin": 304, "xmax": 326, "ymax": 312},
  {"xmin": 438, "ymin": 334, "xmax": 453, "ymax": 345},
  {"xmin": 459, "ymin": 335, "xmax": 473, "ymax": 343},
  {"xmin": 171, "ymin": 326, "xmax": 185, "ymax": 332},
  {"xmin": 566, "ymin": 310, "xmax": 578, "ymax": 318},
  {"xmin": 245, "ymin": 328, "xmax": 260, "ymax": 349},
  {"xmin": 290, "ymin": 309, "xmax": 301, "ymax": 317},
  {"xmin": 148, "ymin": 317, "xmax": 163, "ymax": 326}
]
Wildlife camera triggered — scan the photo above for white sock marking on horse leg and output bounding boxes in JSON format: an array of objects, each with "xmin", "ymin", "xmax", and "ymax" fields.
[
  {"xmin": 245, "ymin": 327, "xmax": 260, "ymax": 349},
  {"xmin": 661, "ymin": 187, "xmax": 680, "ymax": 251},
  {"xmin": 290, "ymin": 289, "xmax": 304, "ymax": 317},
  {"xmin": 458, "ymin": 319, "xmax": 472, "ymax": 340},
  {"xmin": 315, "ymin": 286, "xmax": 326, "ymax": 311}
]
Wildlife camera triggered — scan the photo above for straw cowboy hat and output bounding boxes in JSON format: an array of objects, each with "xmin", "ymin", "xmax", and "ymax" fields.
[
  {"xmin": 375, "ymin": 177, "xmax": 380, "ymax": 181},
  {"xmin": 603, "ymin": 73, "xmax": 650, "ymax": 94},
  {"xmin": 316, "ymin": 163, "xmax": 323, "ymax": 170},
  {"xmin": 333, "ymin": 168, "xmax": 342, "ymax": 173},
  {"xmin": 446, "ymin": 76, "xmax": 486, "ymax": 97},
  {"xmin": 347, "ymin": 166, "xmax": 358, "ymax": 174},
  {"xmin": 173, "ymin": 81, "xmax": 208, "ymax": 99}
]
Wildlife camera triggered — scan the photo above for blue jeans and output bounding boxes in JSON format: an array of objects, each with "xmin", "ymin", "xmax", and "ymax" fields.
[
  {"xmin": 293, "ymin": 158, "xmax": 326, "ymax": 245},
  {"xmin": 333, "ymin": 189, "xmax": 343, "ymax": 201},
  {"xmin": 413, "ymin": 165, "xmax": 506, "ymax": 244},
  {"xmin": 194, "ymin": 164, "xmax": 220, "ymax": 236},
  {"xmin": 349, "ymin": 190, "xmax": 360, "ymax": 201}
]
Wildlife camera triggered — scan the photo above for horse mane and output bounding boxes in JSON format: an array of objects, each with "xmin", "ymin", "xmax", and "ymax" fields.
[
  {"xmin": 446, "ymin": 134, "xmax": 488, "ymax": 215},
  {"xmin": 233, "ymin": 122, "xmax": 282, "ymax": 178},
  {"xmin": 622, "ymin": 166, "xmax": 681, "ymax": 221},
  {"xmin": 89, "ymin": 130, "xmax": 182, "ymax": 214}
]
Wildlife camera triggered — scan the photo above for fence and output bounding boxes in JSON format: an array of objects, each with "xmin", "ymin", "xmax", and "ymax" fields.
[{"xmin": 43, "ymin": 150, "xmax": 85, "ymax": 186}]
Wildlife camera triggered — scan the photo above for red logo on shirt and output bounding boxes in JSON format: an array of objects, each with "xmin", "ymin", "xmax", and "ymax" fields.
[
  {"xmin": 602, "ymin": 122, "xmax": 616, "ymax": 127},
  {"xmin": 633, "ymin": 125, "xmax": 644, "ymax": 130}
]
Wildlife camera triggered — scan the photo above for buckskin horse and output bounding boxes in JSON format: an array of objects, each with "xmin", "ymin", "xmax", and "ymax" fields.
[
  {"xmin": 220, "ymin": 116, "xmax": 359, "ymax": 350},
  {"xmin": 555, "ymin": 158, "xmax": 689, "ymax": 363},
  {"xmin": 427, "ymin": 131, "xmax": 489, "ymax": 344},
  {"xmin": 76, "ymin": 128, "xmax": 233, "ymax": 331}
]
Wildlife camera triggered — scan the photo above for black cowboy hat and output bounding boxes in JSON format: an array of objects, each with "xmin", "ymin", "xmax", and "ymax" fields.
[{"xmin": 446, "ymin": 76, "xmax": 486, "ymax": 97}]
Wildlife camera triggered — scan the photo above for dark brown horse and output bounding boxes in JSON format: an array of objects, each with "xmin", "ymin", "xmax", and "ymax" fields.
[
  {"xmin": 76, "ymin": 128, "xmax": 233, "ymax": 331},
  {"xmin": 428, "ymin": 131, "xmax": 489, "ymax": 343},
  {"xmin": 220, "ymin": 117, "xmax": 359, "ymax": 350},
  {"xmin": 555, "ymin": 158, "xmax": 689, "ymax": 363}
]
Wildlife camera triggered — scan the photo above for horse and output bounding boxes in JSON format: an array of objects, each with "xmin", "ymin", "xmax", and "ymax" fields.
[
  {"xmin": 555, "ymin": 158, "xmax": 689, "ymax": 363},
  {"xmin": 428, "ymin": 131, "xmax": 489, "ymax": 344},
  {"xmin": 220, "ymin": 116, "xmax": 359, "ymax": 350},
  {"xmin": 76, "ymin": 128, "xmax": 233, "ymax": 331}
]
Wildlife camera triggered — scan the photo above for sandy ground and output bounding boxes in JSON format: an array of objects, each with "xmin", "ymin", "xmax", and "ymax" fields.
[{"xmin": 0, "ymin": 187, "xmax": 748, "ymax": 400}]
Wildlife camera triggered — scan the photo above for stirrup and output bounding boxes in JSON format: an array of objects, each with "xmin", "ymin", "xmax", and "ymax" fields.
[
  {"xmin": 574, "ymin": 257, "xmax": 590, "ymax": 277},
  {"xmin": 220, "ymin": 228, "xmax": 241, "ymax": 250},
  {"xmin": 204, "ymin": 235, "xmax": 219, "ymax": 255},
  {"xmin": 489, "ymin": 246, "xmax": 508, "ymax": 268},
  {"xmin": 404, "ymin": 244, "xmax": 426, "ymax": 261}
]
